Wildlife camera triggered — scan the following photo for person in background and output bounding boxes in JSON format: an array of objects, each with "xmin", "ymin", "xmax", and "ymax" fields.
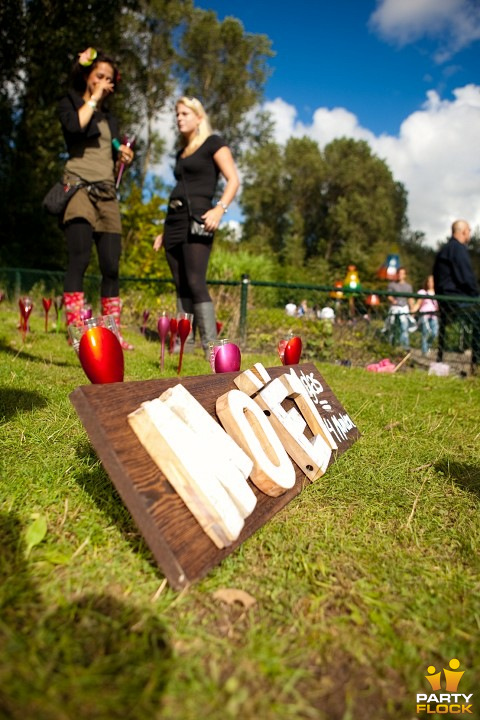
[
  {"xmin": 58, "ymin": 47, "xmax": 134, "ymax": 349},
  {"xmin": 153, "ymin": 96, "xmax": 240, "ymax": 357},
  {"xmin": 386, "ymin": 266, "xmax": 416, "ymax": 348},
  {"xmin": 433, "ymin": 219, "xmax": 479, "ymax": 373},
  {"xmin": 297, "ymin": 299, "xmax": 309, "ymax": 317},
  {"xmin": 285, "ymin": 301, "xmax": 297, "ymax": 317},
  {"xmin": 412, "ymin": 275, "xmax": 439, "ymax": 355}
]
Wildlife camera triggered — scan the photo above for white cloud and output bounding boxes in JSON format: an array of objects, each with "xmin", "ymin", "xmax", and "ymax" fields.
[
  {"xmin": 264, "ymin": 98, "xmax": 375, "ymax": 147},
  {"xmin": 369, "ymin": 0, "xmax": 480, "ymax": 60},
  {"xmin": 262, "ymin": 99, "xmax": 299, "ymax": 144},
  {"xmin": 264, "ymin": 84, "xmax": 480, "ymax": 247}
]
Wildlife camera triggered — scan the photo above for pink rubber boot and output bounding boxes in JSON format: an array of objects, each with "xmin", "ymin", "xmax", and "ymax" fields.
[
  {"xmin": 63, "ymin": 291, "xmax": 84, "ymax": 328},
  {"xmin": 101, "ymin": 296, "xmax": 134, "ymax": 350}
]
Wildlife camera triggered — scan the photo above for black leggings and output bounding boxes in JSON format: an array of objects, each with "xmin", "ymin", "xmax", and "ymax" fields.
[
  {"xmin": 165, "ymin": 241, "xmax": 212, "ymax": 304},
  {"xmin": 63, "ymin": 220, "xmax": 121, "ymax": 297}
]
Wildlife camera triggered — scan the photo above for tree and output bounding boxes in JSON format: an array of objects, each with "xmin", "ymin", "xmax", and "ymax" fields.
[
  {"xmin": 120, "ymin": 179, "xmax": 169, "ymax": 278},
  {"xmin": 0, "ymin": 0, "xmax": 25, "ymax": 267},
  {"xmin": 179, "ymin": 9, "xmax": 274, "ymax": 154},
  {"xmin": 282, "ymin": 137, "xmax": 327, "ymax": 268},
  {"xmin": 119, "ymin": 0, "xmax": 191, "ymax": 186},
  {"xmin": 321, "ymin": 138, "xmax": 407, "ymax": 272},
  {"xmin": 240, "ymin": 135, "xmax": 409, "ymax": 283},
  {"xmin": 240, "ymin": 142, "xmax": 290, "ymax": 257}
]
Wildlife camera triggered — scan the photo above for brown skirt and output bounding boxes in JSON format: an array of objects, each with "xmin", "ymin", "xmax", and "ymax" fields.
[{"xmin": 63, "ymin": 175, "xmax": 122, "ymax": 234}]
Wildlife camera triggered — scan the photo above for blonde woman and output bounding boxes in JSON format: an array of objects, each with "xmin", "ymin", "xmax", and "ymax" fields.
[{"xmin": 153, "ymin": 97, "xmax": 240, "ymax": 355}]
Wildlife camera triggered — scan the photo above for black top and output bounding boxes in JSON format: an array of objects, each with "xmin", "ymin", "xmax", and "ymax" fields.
[
  {"xmin": 170, "ymin": 134, "xmax": 226, "ymax": 204},
  {"xmin": 162, "ymin": 135, "xmax": 226, "ymax": 249},
  {"xmin": 433, "ymin": 236, "xmax": 479, "ymax": 297},
  {"xmin": 58, "ymin": 90, "xmax": 119, "ymax": 161}
]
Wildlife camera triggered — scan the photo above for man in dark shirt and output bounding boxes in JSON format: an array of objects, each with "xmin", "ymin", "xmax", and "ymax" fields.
[
  {"xmin": 433, "ymin": 220, "xmax": 478, "ymax": 296},
  {"xmin": 433, "ymin": 219, "xmax": 479, "ymax": 373}
]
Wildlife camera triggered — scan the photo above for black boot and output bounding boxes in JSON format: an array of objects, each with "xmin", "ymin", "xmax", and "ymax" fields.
[{"xmin": 193, "ymin": 301, "xmax": 217, "ymax": 359}]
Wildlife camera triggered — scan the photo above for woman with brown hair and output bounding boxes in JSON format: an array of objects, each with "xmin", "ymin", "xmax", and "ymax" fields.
[{"xmin": 58, "ymin": 46, "xmax": 134, "ymax": 349}]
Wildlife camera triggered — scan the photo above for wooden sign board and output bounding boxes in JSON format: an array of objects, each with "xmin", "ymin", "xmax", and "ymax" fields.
[{"xmin": 70, "ymin": 363, "xmax": 359, "ymax": 589}]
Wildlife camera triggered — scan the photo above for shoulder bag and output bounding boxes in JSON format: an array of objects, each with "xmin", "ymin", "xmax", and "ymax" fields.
[{"xmin": 42, "ymin": 180, "xmax": 85, "ymax": 216}]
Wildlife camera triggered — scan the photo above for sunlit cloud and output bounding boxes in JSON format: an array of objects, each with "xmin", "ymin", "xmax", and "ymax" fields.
[
  {"xmin": 369, "ymin": 0, "xmax": 480, "ymax": 61},
  {"xmin": 149, "ymin": 106, "xmax": 178, "ymax": 183},
  {"xmin": 264, "ymin": 98, "xmax": 375, "ymax": 147}
]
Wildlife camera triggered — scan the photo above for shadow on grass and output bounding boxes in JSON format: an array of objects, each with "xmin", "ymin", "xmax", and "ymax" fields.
[
  {"xmin": 143, "ymin": 327, "xmax": 160, "ymax": 343},
  {"xmin": 0, "ymin": 511, "xmax": 172, "ymax": 720},
  {"xmin": 0, "ymin": 387, "xmax": 48, "ymax": 421},
  {"xmin": 0, "ymin": 337, "xmax": 73, "ymax": 367},
  {"xmin": 435, "ymin": 458, "xmax": 480, "ymax": 498},
  {"xmin": 74, "ymin": 440, "xmax": 160, "ymax": 565}
]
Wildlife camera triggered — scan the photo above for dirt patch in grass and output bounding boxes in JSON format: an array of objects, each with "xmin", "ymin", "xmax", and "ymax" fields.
[{"xmin": 296, "ymin": 651, "xmax": 405, "ymax": 720}]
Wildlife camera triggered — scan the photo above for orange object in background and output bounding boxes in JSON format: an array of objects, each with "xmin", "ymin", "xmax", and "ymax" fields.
[
  {"xmin": 330, "ymin": 280, "xmax": 344, "ymax": 299},
  {"xmin": 366, "ymin": 293, "xmax": 381, "ymax": 307}
]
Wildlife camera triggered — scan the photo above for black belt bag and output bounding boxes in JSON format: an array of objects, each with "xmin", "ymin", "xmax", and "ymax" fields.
[{"xmin": 42, "ymin": 181, "xmax": 84, "ymax": 216}]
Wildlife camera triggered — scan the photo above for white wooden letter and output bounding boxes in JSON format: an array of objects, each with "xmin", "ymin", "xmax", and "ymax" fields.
[
  {"xmin": 159, "ymin": 384, "xmax": 256, "ymax": 517},
  {"xmin": 128, "ymin": 398, "xmax": 246, "ymax": 548},
  {"xmin": 216, "ymin": 389, "xmax": 296, "ymax": 497},
  {"xmin": 255, "ymin": 369, "xmax": 337, "ymax": 481}
]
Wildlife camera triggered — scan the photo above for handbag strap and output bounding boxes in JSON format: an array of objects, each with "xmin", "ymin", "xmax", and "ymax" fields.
[{"xmin": 179, "ymin": 161, "xmax": 193, "ymax": 219}]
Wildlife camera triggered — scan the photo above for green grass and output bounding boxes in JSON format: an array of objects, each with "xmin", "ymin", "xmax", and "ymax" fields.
[{"xmin": 1, "ymin": 303, "xmax": 479, "ymax": 720}]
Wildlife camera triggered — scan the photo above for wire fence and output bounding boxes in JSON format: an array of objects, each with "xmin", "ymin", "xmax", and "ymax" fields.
[{"xmin": 1, "ymin": 267, "xmax": 478, "ymax": 374}]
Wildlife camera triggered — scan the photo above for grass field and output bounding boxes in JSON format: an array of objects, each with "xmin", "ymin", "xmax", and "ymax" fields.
[{"xmin": 1, "ymin": 303, "xmax": 479, "ymax": 720}]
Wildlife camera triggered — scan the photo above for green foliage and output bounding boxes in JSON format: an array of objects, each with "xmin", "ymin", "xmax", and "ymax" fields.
[
  {"xmin": 241, "ymin": 142, "xmax": 290, "ymax": 256},
  {"xmin": 24, "ymin": 515, "xmax": 48, "ymax": 558},
  {"xmin": 322, "ymin": 138, "xmax": 406, "ymax": 272},
  {"xmin": 119, "ymin": 0, "xmax": 191, "ymax": 184},
  {"xmin": 120, "ymin": 182, "xmax": 170, "ymax": 279},
  {"xmin": 243, "ymin": 307, "xmax": 393, "ymax": 364},
  {"xmin": 179, "ymin": 10, "xmax": 274, "ymax": 153},
  {"xmin": 246, "ymin": 308, "xmax": 335, "ymax": 359}
]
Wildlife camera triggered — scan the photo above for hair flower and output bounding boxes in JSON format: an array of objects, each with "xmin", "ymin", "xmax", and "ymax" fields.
[{"xmin": 78, "ymin": 47, "xmax": 97, "ymax": 67}]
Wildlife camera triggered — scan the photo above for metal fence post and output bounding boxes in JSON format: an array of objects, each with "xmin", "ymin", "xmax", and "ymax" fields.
[{"xmin": 239, "ymin": 273, "xmax": 250, "ymax": 344}]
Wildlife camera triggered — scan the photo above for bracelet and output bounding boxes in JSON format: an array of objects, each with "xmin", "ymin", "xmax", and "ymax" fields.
[
  {"xmin": 216, "ymin": 201, "xmax": 228, "ymax": 212},
  {"xmin": 87, "ymin": 98, "xmax": 97, "ymax": 109},
  {"xmin": 112, "ymin": 138, "xmax": 121, "ymax": 151}
]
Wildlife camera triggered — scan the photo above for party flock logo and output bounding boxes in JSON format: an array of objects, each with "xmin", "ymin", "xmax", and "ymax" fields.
[{"xmin": 416, "ymin": 658, "xmax": 473, "ymax": 715}]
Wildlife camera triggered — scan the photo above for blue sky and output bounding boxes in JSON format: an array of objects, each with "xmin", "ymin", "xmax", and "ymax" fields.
[
  {"xmin": 199, "ymin": 0, "xmax": 479, "ymax": 136},
  {"xmin": 155, "ymin": 0, "xmax": 480, "ymax": 246}
]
